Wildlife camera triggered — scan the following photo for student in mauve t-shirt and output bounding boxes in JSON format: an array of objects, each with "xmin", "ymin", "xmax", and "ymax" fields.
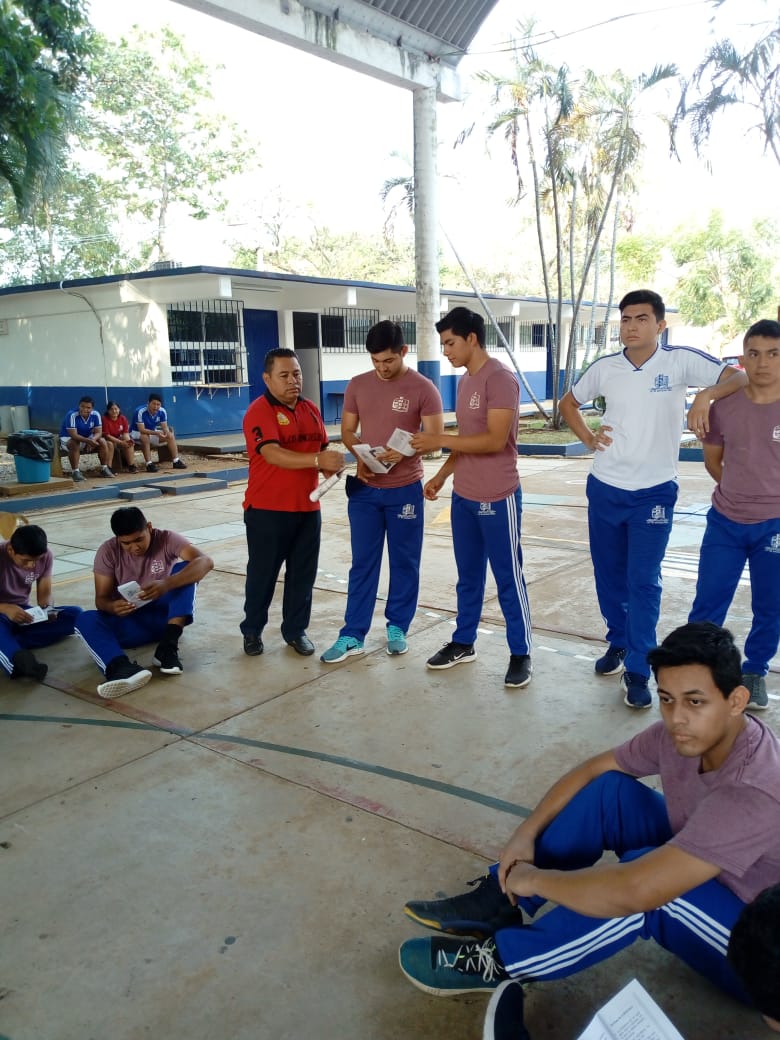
[{"xmin": 410, "ymin": 306, "xmax": 533, "ymax": 690}]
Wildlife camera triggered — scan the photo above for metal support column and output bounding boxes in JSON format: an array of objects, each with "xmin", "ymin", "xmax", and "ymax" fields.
[{"xmin": 413, "ymin": 85, "xmax": 441, "ymax": 391}]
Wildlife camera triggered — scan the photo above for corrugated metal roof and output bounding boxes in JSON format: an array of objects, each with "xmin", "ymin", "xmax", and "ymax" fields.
[{"xmin": 362, "ymin": 0, "xmax": 499, "ymax": 53}]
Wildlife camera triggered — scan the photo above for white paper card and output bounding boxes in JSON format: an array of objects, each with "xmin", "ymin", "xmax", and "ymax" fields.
[
  {"xmin": 352, "ymin": 443, "xmax": 396, "ymax": 474},
  {"xmin": 576, "ymin": 980, "xmax": 685, "ymax": 1040},
  {"xmin": 117, "ymin": 581, "xmax": 150, "ymax": 608},
  {"xmin": 386, "ymin": 428, "xmax": 417, "ymax": 457},
  {"xmin": 25, "ymin": 606, "xmax": 50, "ymax": 624}
]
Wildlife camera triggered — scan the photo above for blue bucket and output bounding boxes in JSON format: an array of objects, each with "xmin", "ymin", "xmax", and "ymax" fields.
[{"xmin": 14, "ymin": 456, "xmax": 51, "ymax": 484}]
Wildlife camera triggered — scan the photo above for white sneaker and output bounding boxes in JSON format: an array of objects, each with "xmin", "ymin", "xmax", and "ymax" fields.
[{"xmin": 97, "ymin": 663, "xmax": 152, "ymax": 699}]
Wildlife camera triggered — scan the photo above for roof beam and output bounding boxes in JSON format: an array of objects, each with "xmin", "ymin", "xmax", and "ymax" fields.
[{"xmin": 172, "ymin": 0, "xmax": 462, "ymax": 101}]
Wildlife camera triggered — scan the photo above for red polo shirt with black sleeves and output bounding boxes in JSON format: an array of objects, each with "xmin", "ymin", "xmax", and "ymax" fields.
[{"xmin": 243, "ymin": 391, "xmax": 328, "ymax": 512}]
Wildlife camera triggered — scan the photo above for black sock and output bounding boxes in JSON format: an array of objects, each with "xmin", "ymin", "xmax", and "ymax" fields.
[{"xmin": 160, "ymin": 623, "xmax": 183, "ymax": 648}]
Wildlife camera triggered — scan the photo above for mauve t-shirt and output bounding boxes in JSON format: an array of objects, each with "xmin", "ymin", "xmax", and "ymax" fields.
[
  {"xmin": 453, "ymin": 357, "xmax": 520, "ymax": 502},
  {"xmin": 0, "ymin": 541, "xmax": 53, "ymax": 606},
  {"xmin": 93, "ymin": 529, "xmax": 188, "ymax": 598},
  {"xmin": 614, "ymin": 716, "xmax": 780, "ymax": 903}
]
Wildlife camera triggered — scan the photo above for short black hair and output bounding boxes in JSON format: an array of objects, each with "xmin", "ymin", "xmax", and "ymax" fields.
[
  {"xmin": 743, "ymin": 318, "xmax": 780, "ymax": 346},
  {"xmin": 647, "ymin": 622, "xmax": 742, "ymax": 698},
  {"xmin": 10, "ymin": 524, "xmax": 47, "ymax": 556},
  {"xmin": 79, "ymin": 395, "xmax": 94, "ymax": 406},
  {"xmin": 436, "ymin": 307, "xmax": 486, "ymax": 348},
  {"xmin": 366, "ymin": 320, "xmax": 405, "ymax": 355},
  {"xmin": 618, "ymin": 290, "xmax": 665, "ymax": 322},
  {"xmin": 110, "ymin": 507, "xmax": 148, "ymax": 536},
  {"xmin": 104, "ymin": 400, "xmax": 120, "ymax": 416},
  {"xmin": 728, "ymin": 884, "xmax": 780, "ymax": 1021},
  {"xmin": 264, "ymin": 347, "xmax": 298, "ymax": 374},
  {"xmin": 148, "ymin": 393, "xmax": 163, "ymax": 405}
]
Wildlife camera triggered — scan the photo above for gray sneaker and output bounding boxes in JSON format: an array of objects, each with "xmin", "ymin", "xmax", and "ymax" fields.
[
  {"xmin": 72, "ymin": 469, "xmax": 85, "ymax": 482},
  {"xmin": 743, "ymin": 673, "xmax": 768, "ymax": 711}
]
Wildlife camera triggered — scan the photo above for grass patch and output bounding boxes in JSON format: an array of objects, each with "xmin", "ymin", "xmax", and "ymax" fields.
[{"xmin": 517, "ymin": 417, "xmax": 601, "ymax": 444}]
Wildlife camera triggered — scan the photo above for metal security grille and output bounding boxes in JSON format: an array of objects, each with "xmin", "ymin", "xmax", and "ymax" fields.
[
  {"xmin": 388, "ymin": 314, "xmax": 417, "ymax": 352},
  {"xmin": 321, "ymin": 308, "xmax": 380, "ymax": 352},
  {"xmin": 167, "ymin": 299, "xmax": 246, "ymax": 384}
]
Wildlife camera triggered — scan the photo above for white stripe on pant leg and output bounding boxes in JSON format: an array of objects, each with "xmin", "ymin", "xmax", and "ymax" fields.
[
  {"xmin": 0, "ymin": 650, "xmax": 15, "ymax": 674},
  {"xmin": 504, "ymin": 493, "xmax": 533, "ymax": 649},
  {"xmin": 503, "ymin": 913, "xmax": 644, "ymax": 978},
  {"xmin": 74, "ymin": 629, "xmax": 109, "ymax": 672},
  {"xmin": 660, "ymin": 897, "xmax": 731, "ymax": 956}
]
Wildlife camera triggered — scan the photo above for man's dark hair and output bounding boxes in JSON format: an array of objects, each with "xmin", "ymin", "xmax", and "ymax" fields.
[
  {"xmin": 104, "ymin": 400, "xmax": 120, "ymax": 416},
  {"xmin": 148, "ymin": 393, "xmax": 163, "ymax": 405},
  {"xmin": 79, "ymin": 395, "xmax": 94, "ymax": 406},
  {"xmin": 743, "ymin": 318, "xmax": 780, "ymax": 346},
  {"xmin": 647, "ymin": 622, "xmax": 742, "ymax": 698},
  {"xmin": 366, "ymin": 320, "xmax": 405, "ymax": 355},
  {"xmin": 10, "ymin": 524, "xmax": 47, "ymax": 556},
  {"xmin": 727, "ymin": 884, "xmax": 780, "ymax": 1021},
  {"xmin": 618, "ymin": 290, "xmax": 665, "ymax": 322},
  {"xmin": 110, "ymin": 507, "xmax": 148, "ymax": 536},
  {"xmin": 264, "ymin": 347, "xmax": 298, "ymax": 373},
  {"xmin": 435, "ymin": 307, "xmax": 486, "ymax": 348}
]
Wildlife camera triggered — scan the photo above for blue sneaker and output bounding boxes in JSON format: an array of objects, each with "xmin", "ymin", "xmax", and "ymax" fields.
[
  {"xmin": 594, "ymin": 645, "xmax": 626, "ymax": 676},
  {"xmin": 621, "ymin": 671, "xmax": 652, "ymax": 709},
  {"xmin": 320, "ymin": 635, "xmax": 364, "ymax": 664},
  {"xmin": 386, "ymin": 624, "xmax": 408, "ymax": 656},
  {"xmin": 399, "ymin": 935, "xmax": 508, "ymax": 996}
]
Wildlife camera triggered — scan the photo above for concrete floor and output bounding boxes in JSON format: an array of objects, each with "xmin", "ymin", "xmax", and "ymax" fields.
[{"xmin": 0, "ymin": 457, "xmax": 775, "ymax": 1040}]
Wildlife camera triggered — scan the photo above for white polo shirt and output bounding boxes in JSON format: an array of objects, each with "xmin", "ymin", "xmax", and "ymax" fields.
[{"xmin": 572, "ymin": 346, "xmax": 726, "ymax": 491}]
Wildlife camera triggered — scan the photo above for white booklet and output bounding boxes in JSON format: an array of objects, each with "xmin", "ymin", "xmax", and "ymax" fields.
[
  {"xmin": 352, "ymin": 427, "xmax": 418, "ymax": 474},
  {"xmin": 25, "ymin": 606, "xmax": 56, "ymax": 624},
  {"xmin": 577, "ymin": 979, "xmax": 685, "ymax": 1040},
  {"xmin": 386, "ymin": 427, "xmax": 417, "ymax": 457},
  {"xmin": 117, "ymin": 581, "xmax": 150, "ymax": 608}
]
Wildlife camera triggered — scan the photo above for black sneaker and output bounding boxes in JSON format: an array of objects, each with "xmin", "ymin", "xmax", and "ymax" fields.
[
  {"xmin": 97, "ymin": 656, "xmax": 152, "ymax": 699},
  {"xmin": 484, "ymin": 980, "xmax": 529, "ymax": 1040},
  {"xmin": 172, "ymin": 459, "xmax": 187, "ymax": 470},
  {"xmin": 243, "ymin": 634, "xmax": 264, "ymax": 656},
  {"xmin": 146, "ymin": 462, "xmax": 159, "ymax": 473},
  {"xmin": 595, "ymin": 645, "xmax": 626, "ymax": 676},
  {"xmin": 404, "ymin": 873, "xmax": 522, "ymax": 939},
  {"xmin": 399, "ymin": 935, "xmax": 508, "ymax": 995},
  {"xmin": 504, "ymin": 655, "xmax": 532, "ymax": 688},
  {"xmin": 153, "ymin": 643, "xmax": 183, "ymax": 674},
  {"xmin": 426, "ymin": 641, "xmax": 476, "ymax": 670},
  {"xmin": 10, "ymin": 649, "xmax": 48, "ymax": 681}
]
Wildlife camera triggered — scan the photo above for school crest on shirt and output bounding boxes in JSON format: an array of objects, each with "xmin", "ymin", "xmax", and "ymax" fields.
[
  {"xmin": 646, "ymin": 505, "xmax": 669, "ymax": 525},
  {"xmin": 150, "ymin": 559, "xmax": 165, "ymax": 575},
  {"xmin": 469, "ymin": 392, "xmax": 481, "ymax": 409},
  {"xmin": 277, "ymin": 412, "xmax": 290, "ymax": 426},
  {"xmin": 397, "ymin": 503, "xmax": 417, "ymax": 520},
  {"xmin": 650, "ymin": 374, "xmax": 671, "ymax": 392},
  {"xmin": 772, "ymin": 425, "xmax": 780, "ymax": 442},
  {"xmin": 392, "ymin": 396, "xmax": 410, "ymax": 413}
]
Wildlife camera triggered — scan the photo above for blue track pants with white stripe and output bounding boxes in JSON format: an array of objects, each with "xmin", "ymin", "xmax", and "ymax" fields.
[
  {"xmin": 451, "ymin": 488, "xmax": 532, "ymax": 655},
  {"xmin": 0, "ymin": 606, "xmax": 81, "ymax": 675},
  {"xmin": 689, "ymin": 506, "xmax": 780, "ymax": 676},
  {"xmin": 490, "ymin": 772, "xmax": 750, "ymax": 1003}
]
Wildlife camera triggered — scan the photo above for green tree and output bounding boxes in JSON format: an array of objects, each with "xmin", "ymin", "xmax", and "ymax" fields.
[
  {"xmin": 670, "ymin": 211, "xmax": 776, "ymax": 346},
  {"xmin": 0, "ymin": 0, "xmax": 92, "ymax": 212},
  {"xmin": 674, "ymin": 2, "xmax": 780, "ymax": 166},
  {"xmin": 83, "ymin": 26, "xmax": 256, "ymax": 264}
]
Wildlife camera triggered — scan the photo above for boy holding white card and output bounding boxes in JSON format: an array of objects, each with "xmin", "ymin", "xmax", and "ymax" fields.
[
  {"xmin": 0, "ymin": 525, "xmax": 81, "ymax": 681},
  {"xmin": 320, "ymin": 320, "xmax": 443, "ymax": 662},
  {"xmin": 75, "ymin": 507, "xmax": 213, "ymax": 698}
]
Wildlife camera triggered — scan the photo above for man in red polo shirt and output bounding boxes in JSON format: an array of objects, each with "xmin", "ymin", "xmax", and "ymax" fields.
[{"xmin": 240, "ymin": 348, "xmax": 345, "ymax": 657}]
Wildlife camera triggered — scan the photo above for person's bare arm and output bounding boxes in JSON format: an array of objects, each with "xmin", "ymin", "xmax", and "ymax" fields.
[
  {"xmin": 687, "ymin": 366, "xmax": 747, "ymax": 433},
  {"xmin": 505, "ymin": 843, "xmax": 720, "ymax": 918},
  {"xmin": 423, "ymin": 452, "xmax": 458, "ymax": 500},
  {"xmin": 411, "ymin": 408, "xmax": 515, "ymax": 456},
  {"xmin": 35, "ymin": 574, "xmax": 53, "ymax": 608},
  {"xmin": 702, "ymin": 442, "xmax": 724, "ymax": 484},
  {"xmin": 260, "ymin": 442, "xmax": 345, "ymax": 474},
  {"xmin": 559, "ymin": 392, "xmax": 613, "ymax": 452},
  {"xmin": 498, "ymin": 750, "xmax": 623, "ymax": 892},
  {"xmin": 94, "ymin": 571, "xmax": 134, "ymax": 615},
  {"xmin": 138, "ymin": 543, "xmax": 214, "ymax": 602}
]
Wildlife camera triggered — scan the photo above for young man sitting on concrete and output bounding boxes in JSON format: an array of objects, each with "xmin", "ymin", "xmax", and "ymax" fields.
[
  {"xmin": 75, "ymin": 507, "xmax": 213, "ymax": 698},
  {"xmin": 130, "ymin": 393, "xmax": 187, "ymax": 473},
  {"xmin": 399, "ymin": 622, "xmax": 780, "ymax": 1015},
  {"xmin": 60, "ymin": 395, "xmax": 114, "ymax": 481},
  {"xmin": 0, "ymin": 525, "xmax": 81, "ymax": 680}
]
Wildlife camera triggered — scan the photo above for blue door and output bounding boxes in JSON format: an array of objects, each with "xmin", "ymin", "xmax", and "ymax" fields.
[{"xmin": 244, "ymin": 309, "xmax": 280, "ymax": 400}]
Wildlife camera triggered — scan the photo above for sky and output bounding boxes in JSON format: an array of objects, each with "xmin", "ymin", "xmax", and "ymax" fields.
[{"xmin": 85, "ymin": 0, "xmax": 778, "ymax": 271}]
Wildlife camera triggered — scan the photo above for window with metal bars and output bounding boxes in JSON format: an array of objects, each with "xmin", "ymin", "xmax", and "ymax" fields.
[
  {"xmin": 166, "ymin": 300, "xmax": 247, "ymax": 385},
  {"xmin": 320, "ymin": 308, "xmax": 380, "ymax": 352},
  {"xmin": 388, "ymin": 315, "xmax": 417, "ymax": 352}
]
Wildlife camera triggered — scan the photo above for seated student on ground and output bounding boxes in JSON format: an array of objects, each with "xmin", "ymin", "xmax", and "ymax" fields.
[
  {"xmin": 399, "ymin": 622, "xmax": 780, "ymax": 1018},
  {"xmin": 130, "ymin": 393, "xmax": 187, "ymax": 473},
  {"xmin": 0, "ymin": 525, "xmax": 81, "ymax": 681},
  {"xmin": 75, "ymin": 507, "xmax": 213, "ymax": 699},
  {"xmin": 102, "ymin": 401, "xmax": 137, "ymax": 473},
  {"xmin": 60, "ymin": 395, "xmax": 114, "ymax": 482}
]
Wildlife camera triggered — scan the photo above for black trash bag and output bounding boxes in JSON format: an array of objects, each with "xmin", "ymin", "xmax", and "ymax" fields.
[{"xmin": 6, "ymin": 430, "xmax": 55, "ymax": 462}]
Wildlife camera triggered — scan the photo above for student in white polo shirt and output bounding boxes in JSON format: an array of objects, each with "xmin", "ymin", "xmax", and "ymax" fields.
[{"xmin": 559, "ymin": 290, "xmax": 745, "ymax": 708}]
